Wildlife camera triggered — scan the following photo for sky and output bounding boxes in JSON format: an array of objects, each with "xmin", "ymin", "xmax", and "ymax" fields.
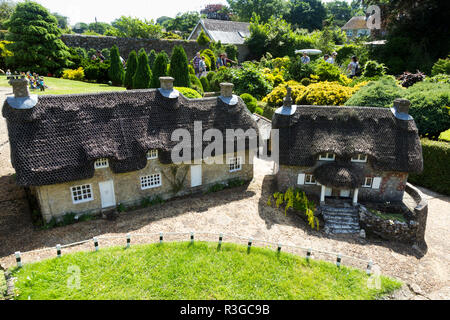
[{"xmin": 33, "ymin": 0, "xmax": 347, "ymax": 26}]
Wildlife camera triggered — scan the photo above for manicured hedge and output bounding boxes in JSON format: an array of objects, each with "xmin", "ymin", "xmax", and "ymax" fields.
[{"xmin": 409, "ymin": 139, "xmax": 450, "ymax": 196}]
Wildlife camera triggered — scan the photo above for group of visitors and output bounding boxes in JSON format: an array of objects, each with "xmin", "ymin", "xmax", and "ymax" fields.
[
  {"xmin": 192, "ymin": 52, "xmax": 237, "ymax": 79},
  {"xmin": 300, "ymin": 51, "xmax": 360, "ymax": 78},
  {"xmin": 91, "ymin": 50, "xmax": 106, "ymax": 62},
  {"xmin": 23, "ymin": 71, "xmax": 46, "ymax": 91}
]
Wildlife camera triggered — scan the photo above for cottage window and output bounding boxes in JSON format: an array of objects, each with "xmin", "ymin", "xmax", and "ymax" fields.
[
  {"xmin": 363, "ymin": 177, "xmax": 373, "ymax": 188},
  {"xmin": 140, "ymin": 174, "xmax": 162, "ymax": 190},
  {"xmin": 319, "ymin": 153, "xmax": 335, "ymax": 161},
  {"xmin": 305, "ymin": 174, "xmax": 316, "ymax": 185},
  {"xmin": 147, "ymin": 149, "xmax": 158, "ymax": 160},
  {"xmin": 351, "ymin": 154, "xmax": 368, "ymax": 163},
  {"xmin": 94, "ymin": 158, "xmax": 109, "ymax": 169},
  {"xmin": 71, "ymin": 184, "xmax": 93, "ymax": 204},
  {"xmin": 229, "ymin": 157, "xmax": 242, "ymax": 172}
]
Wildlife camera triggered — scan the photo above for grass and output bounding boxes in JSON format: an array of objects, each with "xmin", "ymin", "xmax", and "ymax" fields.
[
  {"xmin": 0, "ymin": 75, "xmax": 126, "ymax": 95},
  {"xmin": 369, "ymin": 209, "xmax": 407, "ymax": 223},
  {"xmin": 0, "ymin": 270, "xmax": 7, "ymax": 299},
  {"xmin": 11, "ymin": 242, "xmax": 401, "ymax": 300}
]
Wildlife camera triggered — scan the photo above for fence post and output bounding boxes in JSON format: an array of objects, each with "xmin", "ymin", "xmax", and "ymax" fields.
[
  {"xmin": 126, "ymin": 234, "xmax": 131, "ymax": 249},
  {"xmin": 218, "ymin": 233, "xmax": 223, "ymax": 249},
  {"xmin": 336, "ymin": 254, "xmax": 342, "ymax": 268},
  {"xmin": 93, "ymin": 237, "xmax": 99, "ymax": 252},
  {"xmin": 247, "ymin": 238, "xmax": 253, "ymax": 253},
  {"xmin": 306, "ymin": 248, "xmax": 312, "ymax": 261},
  {"xmin": 366, "ymin": 260, "xmax": 373, "ymax": 275},
  {"xmin": 15, "ymin": 251, "xmax": 22, "ymax": 268},
  {"xmin": 56, "ymin": 244, "xmax": 61, "ymax": 258},
  {"xmin": 159, "ymin": 232, "xmax": 163, "ymax": 244},
  {"xmin": 190, "ymin": 232, "xmax": 194, "ymax": 244},
  {"xmin": 277, "ymin": 243, "xmax": 282, "ymax": 253}
]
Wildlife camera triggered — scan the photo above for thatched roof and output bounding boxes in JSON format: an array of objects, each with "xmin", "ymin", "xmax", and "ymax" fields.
[
  {"xmin": 342, "ymin": 16, "xmax": 368, "ymax": 30},
  {"xmin": 272, "ymin": 105, "xmax": 423, "ymax": 173},
  {"xmin": 3, "ymin": 90, "xmax": 259, "ymax": 187},
  {"xmin": 190, "ymin": 19, "xmax": 250, "ymax": 44},
  {"xmin": 314, "ymin": 163, "xmax": 365, "ymax": 189}
]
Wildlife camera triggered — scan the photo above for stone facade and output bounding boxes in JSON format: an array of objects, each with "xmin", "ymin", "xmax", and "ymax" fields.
[
  {"xmin": 31, "ymin": 152, "xmax": 253, "ymax": 222},
  {"xmin": 60, "ymin": 34, "xmax": 249, "ymax": 62}
]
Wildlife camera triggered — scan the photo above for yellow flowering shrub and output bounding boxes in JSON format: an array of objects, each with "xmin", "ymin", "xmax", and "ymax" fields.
[
  {"xmin": 263, "ymin": 67, "xmax": 286, "ymax": 87},
  {"xmin": 62, "ymin": 67, "xmax": 85, "ymax": 81},
  {"xmin": 262, "ymin": 81, "xmax": 305, "ymax": 107},
  {"xmin": 296, "ymin": 81, "xmax": 369, "ymax": 106},
  {"xmin": 339, "ymin": 74, "xmax": 352, "ymax": 86}
]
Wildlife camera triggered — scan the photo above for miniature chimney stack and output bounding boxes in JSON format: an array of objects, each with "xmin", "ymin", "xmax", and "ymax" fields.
[
  {"xmin": 283, "ymin": 86, "xmax": 293, "ymax": 108},
  {"xmin": 219, "ymin": 82, "xmax": 238, "ymax": 106},
  {"xmin": 9, "ymin": 75, "xmax": 30, "ymax": 98},
  {"xmin": 158, "ymin": 76, "xmax": 179, "ymax": 99},
  {"xmin": 274, "ymin": 85, "xmax": 297, "ymax": 116},
  {"xmin": 394, "ymin": 98, "xmax": 410, "ymax": 114}
]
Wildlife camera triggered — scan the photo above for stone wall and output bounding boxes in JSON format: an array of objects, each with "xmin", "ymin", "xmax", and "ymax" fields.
[
  {"xmin": 61, "ymin": 34, "xmax": 250, "ymax": 62},
  {"xmin": 32, "ymin": 152, "xmax": 253, "ymax": 222}
]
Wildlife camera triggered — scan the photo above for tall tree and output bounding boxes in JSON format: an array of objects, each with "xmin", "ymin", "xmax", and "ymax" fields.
[
  {"xmin": 325, "ymin": 1, "xmax": 352, "ymax": 27},
  {"xmin": 163, "ymin": 11, "xmax": 202, "ymax": 38},
  {"xmin": 227, "ymin": 0, "xmax": 288, "ymax": 22},
  {"xmin": 169, "ymin": 45, "xmax": 190, "ymax": 87},
  {"xmin": 133, "ymin": 48, "xmax": 152, "ymax": 89},
  {"xmin": 110, "ymin": 16, "xmax": 162, "ymax": 39},
  {"xmin": 285, "ymin": 0, "xmax": 327, "ymax": 31},
  {"xmin": 88, "ymin": 22, "xmax": 111, "ymax": 35},
  {"xmin": 108, "ymin": 45, "xmax": 124, "ymax": 86},
  {"xmin": 148, "ymin": 49, "xmax": 157, "ymax": 70},
  {"xmin": 5, "ymin": 1, "xmax": 71, "ymax": 73},
  {"xmin": 150, "ymin": 52, "xmax": 169, "ymax": 88},
  {"xmin": 0, "ymin": 0, "xmax": 15, "ymax": 30},
  {"xmin": 124, "ymin": 50, "xmax": 138, "ymax": 89},
  {"xmin": 52, "ymin": 12, "xmax": 68, "ymax": 29}
]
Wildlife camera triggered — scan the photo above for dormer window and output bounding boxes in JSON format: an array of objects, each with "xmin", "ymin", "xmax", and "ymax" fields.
[
  {"xmin": 147, "ymin": 149, "xmax": 158, "ymax": 160},
  {"xmin": 319, "ymin": 153, "xmax": 335, "ymax": 161},
  {"xmin": 94, "ymin": 158, "xmax": 109, "ymax": 169},
  {"xmin": 363, "ymin": 177, "xmax": 373, "ymax": 188},
  {"xmin": 351, "ymin": 154, "xmax": 368, "ymax": 163},
  {"xmin": 305, "ymin": 174, "xmax": 316, "ymax": 185}
]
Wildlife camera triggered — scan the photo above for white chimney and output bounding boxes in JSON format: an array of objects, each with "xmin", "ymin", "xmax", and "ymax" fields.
[
  {"xmin": 219, "ymin": 82, "xmax": 238, "ymax": 105},
  {"xmin": 391, "ymin": 98, "xmax": 413, "ymax": 120},
  {"xmin": 158, "ymin": 76, "xmax": 179, "ymax": 99}
]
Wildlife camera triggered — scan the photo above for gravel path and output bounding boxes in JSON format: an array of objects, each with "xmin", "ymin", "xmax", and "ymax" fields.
[{"xmin": 0, "ymin": 89, "xmax": 448, "ymax": 300}]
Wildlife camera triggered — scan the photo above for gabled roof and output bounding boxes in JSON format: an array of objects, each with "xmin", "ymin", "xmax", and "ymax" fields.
[
  {"xmin": 3, "ymin": 90, "xmax": 259, "ymax": 187},
  {"xmin": 272, "ymin": 105, "xmax": 423, "ymax": 173},
  {"xmin": 189, "ymin": 19, "xmax": 250, "ymax": 44},
  {"xmin": 342, "ymin": 16, "xmax": 368, "ymax": 30}
]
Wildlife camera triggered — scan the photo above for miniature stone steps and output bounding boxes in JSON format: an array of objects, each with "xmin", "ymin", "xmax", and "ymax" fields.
[{"xmin": 321, "ymin": 205, "xmax": 360, "ymax": 234}]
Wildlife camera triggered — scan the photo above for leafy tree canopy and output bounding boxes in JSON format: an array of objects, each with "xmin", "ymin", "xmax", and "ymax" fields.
[
  {"xmin": 324, "ymin": 0, "xmax": 352, "ymax": 27},
  {"xmin": 162, "ymin": 11, "xmax": 202, "ymax": 37},
  {"xmin": 88, "ymin": 22, "xmax": 112, "ymax": 35},
  {"xmin": 108, "ymin": 16, "xmax": 162, "ymax": 39},
  {"xmin": 0, "ymin": 0, "xmax": 15, "ymax": 30},
  {"xmin": 73, "ymin": 22, "xmax": 89, "ymax": 34},
  {"xmin": 52, "ymin": 12, "xmax": 68, "ymax": 29},
  {"xmin": 284, "ymin": 0, "xmax": 327, "ymax": 32},
  {"xmin": 227, "ymin": 0, "xmax": 288, "ymax": 22}
]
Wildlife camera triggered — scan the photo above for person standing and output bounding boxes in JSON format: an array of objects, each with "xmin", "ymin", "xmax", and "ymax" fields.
[
  {"xmin": 193, "ymin": 52, "xmax": 202, "ymax": 78},
  {"xmin": 324, "ymin": 54, "xmax": 330, "ymax": 63},
  {"xmin": 198, "ymin": 56, "xmax": 207, "ymax": 78},
  {"xmin": 347, "ymin": 56, "xmax": 359, "ymax": 78},
  {"xmin": 301, "ymin": 52, "xmax": 310, "ymax": 64},
  {"xmin": 327, "ymin": 52, "xmax": 337, "ymax": 64}
]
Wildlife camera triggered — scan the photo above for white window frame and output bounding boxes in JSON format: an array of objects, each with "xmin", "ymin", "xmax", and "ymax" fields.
[
  {"xmin": 228, "ymin": 157, "xmax": 242, "ymax": 173},
  {"xmin": 140, "ymin": 174, "xmax": 162, "ymax": 190},
  {"xmin": 147, "ymin": 149, "xmax": 158, "ymax": 160},
  {"xmin": 70, "ymin": 184, "xmax": 94, "ymax": 204},
  {"xmin": 94, "ymin": 158, "xmax": 109, "ymax": 169},
  {"xmin": 351, "ymin": 154, "xmax": 368, "ymax": 163},
  {"xmin": 305, "ymin": 174, "xmax": 316, "ymax": 185},
  {"xmin": 319, "ymin": 153, "xmax": 335, "ymax": 161},
  {"xmin": 362, "ymin": 177, "xmax": 373, "ymax": 188}
]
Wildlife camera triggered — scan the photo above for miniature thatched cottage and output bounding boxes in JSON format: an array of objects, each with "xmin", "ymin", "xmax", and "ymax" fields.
[
  {"xmin": 3, "ymin": 76, "xmax": 258, "ymax": 222},
  {"xmin": 273, "ymin": 90, "xmax": 423, "ymax": 206}
]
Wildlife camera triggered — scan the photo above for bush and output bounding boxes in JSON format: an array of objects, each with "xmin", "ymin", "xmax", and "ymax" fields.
[
  {"xmin": 296, "ymin": 81, "xmax": 368, "ymax": 106},
  {"xmin": 151, "ymin": 52, "xmax": 169, "ymax": 88},
  {"xmin": 188, "ymin": 64, "xmax": 195, "ymax": 75},
  {"xmin": 209, "ymin": 67, "xmax": 235, "ymax": 92},
  {"xmin": 197, "ymin": 30, "xmax": 211, "ymax": 45},
  {"xmin": 62, "ymin": 67, "xmax": 85, "ymax": 81},
  {"xmin": 424, "ymin": 74, "xmax": 450, "ymax": 84},
  {"xmin": 288, "ymin": 56, "xmax": 314, "ymax": 82},
  {"xmin": 439, "ymin": 129, "xmax": 450, "ymax": 142},
  {"xmin": 263, "ymin": 81, "xmax": 305, "ymax": 107},
  {"xmin": 404, "ymin": 82, "xmax": 450, "ymax": 139},
  {"xmin": 169, "ymin": 45, "xmax": 191, "ymax": 87},
  {"xmin": 431, "ymin": 56, "xmax": 450, "ymax": 76},
  {"xmin": 225, "ymin": 44, "xmax": 238, "ymax": 62},
  {"xmin": 313, "ymin": 60, "xmax": 342, "ymax": 82},
  {"xmin": 189, "ymin": 74, "xmax": 204, "ymax": 96},
  {"xmin": 83, "ymin": 60, "xmax": 110, "ymax": 83},
  {"xmin": 101, "ymin": 48, "xmax": 111, "ymax": 60},
  {"xmin": 254, "ymin": 107, "xmax": 264, "ymax": 115},
  {"xmin": 240, "ymin": 93, "xmax": 258, "ymax": 113},
  {"xmin": 231, "ymin": 62, "xmax": 273, "ymax": 99},
  {"xmin": 133, "ymin": 48, "xmax": 152, "ymax": 89},
  {"xmin": 148, "ymin": 49, "xmax": 157, "ymax": 70},
  {"xmin": 124, "ymin": 50, "xmax": 138, "ymax": 89},
  {"xmin": 206, "ymin": 70, "xmax": 215, "ymax": 82},
  {"xmin": 201, "ymin": 49, "xmax": 216, "ymax": 71},
  {"xmin": 362, "ymin": 60, "xmax": 386, "ymax": 78},
  {"xmin": 200, "ymin": 76, "xmax": 210, "ymax": 92},
  {"xmin": 345, "ymin": 76, "xmax": 404, "ymax": 108},
  {"xmin": 175, "ymin": 87, "xmax": 202, "ymax": 99},
  {"xmin": 300, "ymin": 78, "xmax": 311, "ymax": 86},
  {"xmin": 397, "ymin": 71, "xmax": 425, "ymax": 88},
  {"xmin": 408, "ymin": 139, "xmax": 450, "ymax": 196},
  {"xmin": 108, "ymin": 45, "xmax": 124, "ymax": 86}
]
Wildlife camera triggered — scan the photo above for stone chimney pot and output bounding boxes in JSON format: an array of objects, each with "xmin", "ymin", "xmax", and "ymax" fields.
[
  {"xmin": 219, "ymin": 83, "xmax": 238, "ymax": 105},
  {"xmin": 9, "ymin": 75, "xmax": 30, "ymax": 98},
  {"xmin": 394, "ymin": 98, "xmax": 410, "ymax": 114},
  {"xmin": 158, "ymin": 76, "xmax": 179, "ymax": 99}
]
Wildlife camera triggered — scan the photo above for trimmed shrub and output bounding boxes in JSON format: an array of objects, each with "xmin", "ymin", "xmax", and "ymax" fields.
[
  {"xmin": 206, "ymin": 70, "xmax": 216, "ymax": 82},
  {"xmin": 62, "ymin": 67, "xmax": 84, "ymax": 81},
  {"xmin": 431, "ymin": 56, "xmax": 450, "ymax": 76},
  {"xmin": 124, "ymin": 50, "xmax": 138, "ymax": 89},
  {"xmin": 169, "ymin": 45, "xmax": 191, "ymax": 87},
  {"xmin": 232, "ymin": 62, "xmax": 272, "ymax": 100},
  {"xmin": 362, "ymin": 60, "xmax": 386, "ymax": 78},
  {"xmin": 175, "ymin": 87, "xmax": 202, "ymax": 99},
  {"xmin": 262, "ymin": 104, "xmax": 275, "ymax": 120},
  {"xmin": 200, "ymin": 76, "xmax": 210, "ymax": 92},
  {"xmin": 148, "ymin": 49, "xmax": 157, "ymax": 70},
  {"xmin": 439, "ymin": 129, "xmax": 450, "ymax": 142},
  {"xmin": 189, "ymin": 74, "xmax": 204, "ymax": 96},
  {"xmin": 424, "ymin": 74, "xmax": 450, "ymax": 84},
  {"xmin": 300, "ymin": 78, "xmax": 311, "ymax": 86},
  {"xmin": 151, "ymin": 52, "xmax": 169, "ymax": 88},
  {"xmin": 197, "ymin": 30, "xmax": 211, "ymax": 45},
  {"xmin": 240, "ymin": 93, "xmax": 258, "ymax": 113},
  {"xmin": 188, "ymin": 64, "xmax": 195, "ymax": 75},
  {"xmin": 409, "ymin": 139, "xmax": 450, "ymax": 196},
  {"xmin": 108, "ymin": 45, "xmax": 124, "ymax": 86},
  {"xmin": 296, "ymin": 81, "xmax": 368, "ymax": 106},
  {"xmin": 225, "ymin": 44, "xmax": 238, "ymax": 62},
  {"xmin": 83, "ymin": 60, "xmax": 110, "ymax": 83},
  {"xmin": 101, "ymin": 48, "xmax": 111, "ymax": 60},
  {"xmin": 288, "ymin": 56, "xmax": 314, "ymax": 81},
  {"xmin": 201, "ymin": 49, "xmax": 216, "ymax": 71},
  {"xmin": 133, "ymin": 49, "xmax": 152, "ymax": 89},
  {"xmin": 312, "ymin": 60, "xmax": 342, "ymax": 82},
  {"xmin": 254, "ymin": 107, "xmax": 264, "ymax": 115},
  {"xmin": 263, "ymin": 81, "xmax": 305, "ymax": 107}
]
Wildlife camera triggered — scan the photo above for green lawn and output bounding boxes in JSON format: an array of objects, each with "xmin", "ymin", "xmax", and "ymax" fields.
[
  {"xmin": 12, "ymin": 242, "xmax": 401, "ymax": 300},
  {"xmin": 0, "ymin": 75, "xmax": 126, "ymax": 95}
]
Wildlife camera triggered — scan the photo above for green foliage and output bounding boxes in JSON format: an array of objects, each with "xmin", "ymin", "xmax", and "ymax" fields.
[
  {"xmin": 285, "ymin": 0, "xmax": 327, "ymax": 32},
  {"xmin": 240, "ymin": 93, "xmax": 258, "ymax": 113},
  {"xmin": 201, "ymin": 48, "xmax": 216, "ymax": 71},
  {"xmin": 197, "ymin": 29, "xmax": 211, "ymax": 45},
  {"xmin": 188, "ymin": 64, "xmax": 195, "ymax": 75},
  {"xmin": 254, "ymin": 107, "xmax": 264, "ymax": 115},
  {"xmin": 409, "ymin": 139, "xmax": 450, "ymax": 196},
  {"xmin": 225, "ymin": 44, "xmax": 238, "ymax": 62},
  {"xmin": 431, "ymin": 56, "xmax": 450, "ymax": 76},
  {"xmin": 5, "ymin": 1, "xmax": 71, "ymax": 74},
  {"xmin": 301, "ymin": 78, "xmax": 311, "ymax": 86},
  {"xmin": 150, "ymin": 52, "xmax": 169, "ymax": 88},
  {"xmin": 189, "ymin": 74, "xmax": 204, "ymax": 96},
  {"xmin": 169, "ymin": 45, "xmax": 190, "ymax": 87},
  {"xmin": 133, "ymin": 48, "xmax": 152, "ymax": 89},
  {"xmin": 87, "ymin": 22, "xmax": 112, "ymax": 35},
  {"xmin": 110, "ymin": 16, "xmax": 162, "ymax": 39},
  {"xmin": 141, "ymin": 195, "xmax": 164, "ymax": 208},
  {"xmin": 123, "ymin": 50, "xmax": 138, "ymax": 89},
  {"xmin": 324, "ymin": 0, "xmax": 353, "ymax": 27},
  {"xmin": 288, "ymin": 56, "xmax": 314, "ymax": 81},
  {"xmin": 175, "ymin": 86, "xmax": 202, "ymax": 99},
  {"xmin": 108, "ymin": 45, "xmax": 124, "ymax": 86},
  {"xmin": 162, "ymin": 11, "xmax": 200, "ymax": 38},
  {"xmin": 83, "ymin": 59, "xmax": 111, "ymax": 83},
  {"xmin": 206, "ymin": 70, "xmax": 216, "ymax": 82},
  {"xmin": 439, "ymin": 129, "xmax": 450, "ymax": 142},
  {"xmin": 228, "ymin": 0, "xmax": 289, "ymax": 22},
  {"xmin": 0, "ymin": 0, "xmax": 16, "ymax": 30},
  {"xmin": 148, "ymin": 49, "xmax": 157, "ymax": 70},
  {"xmin": 200, "ymin": 76, "xmax": 210, "ymax": 92},
  {"xmin": 362, "ymin": 60, "xmax": 386, "ymax": 78},
  {"xmin": 424, "ymin": 74, "xmax": 450, "ymax": 84},
  {"xmin": 313, "ymin": 60, "xmax": 342, "ymax": 82}
]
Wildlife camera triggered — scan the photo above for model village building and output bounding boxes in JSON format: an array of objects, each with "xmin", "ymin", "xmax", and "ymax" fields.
[
  {"xmin": 272, "ymin": 89, "xmax": 423, "ymax": 206},
  {"xmin": 3, "ymin": 76, "xmax": 258, "ymax": 222}
]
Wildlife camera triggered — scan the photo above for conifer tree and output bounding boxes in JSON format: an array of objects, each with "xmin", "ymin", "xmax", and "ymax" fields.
[
  {"xmin": 108, "ymin": 45, "xmax": 124, "ymax": 86},
  {"xmin": 148, "ymin": 49, "xmax": 157, "ymax": 69},
  {"xmin": 123, "ymin": 50, "xmax": 138, "ymax": 89},
  {"xmin": 151, "ymin": 52, "xmax": 169, "ymax": 88},
  {"xmin": 169, "ymin": 45, "xmax": 190, "ymax": 87},
  {"xmin": 133, "ymin": 48, "xmax": 152, "ymax": 89}
]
